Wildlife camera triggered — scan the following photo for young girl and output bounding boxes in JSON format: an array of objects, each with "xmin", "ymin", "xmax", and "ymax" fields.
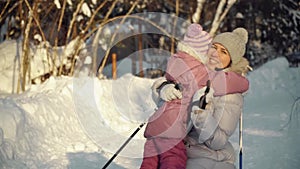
[{"xmin": 140, "ymin": 24, "xmax": 249, "ymax": 169}]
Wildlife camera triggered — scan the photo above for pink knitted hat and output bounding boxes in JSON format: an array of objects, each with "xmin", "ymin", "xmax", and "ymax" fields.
[{"xmin": 182, "ymin": 23, "xmax": 212, "ymax": 56}]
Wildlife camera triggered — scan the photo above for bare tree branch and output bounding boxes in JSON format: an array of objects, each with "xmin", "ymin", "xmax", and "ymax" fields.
[
  {"xmin": 0, "ymin": 0, "xmax": 11, "ymax": 23},
  {"xmin": 170, "ymin": 0, "xmax": 180, "ymax": 54},
  {"xmin": 209, "ymin": 0, "xmax": 236, "ymax": 36},
  {"xmin": 65, "ymin": 0, "xmax": 85, "ymax": 44},
  {"xmin": 57, "ymin": 0, "xmax": 67, "ymax": 76},
  {"xmin": 97, "ymin": 0, "xmax": 138, "ymax": 77},
  {"xmin": 19, "ymin": 0, "xmax": 37, "ymax": 92},
  {"xmin": 83, "ymin": 0, "xmax": 108, "ymax": 35}
]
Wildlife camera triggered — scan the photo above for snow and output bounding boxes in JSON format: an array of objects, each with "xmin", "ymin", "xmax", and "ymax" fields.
[
  {"xmin": 81, "ymin": 3, "xmax": 91, "ymax": 17},
  {"xmin": 0, "ymin": 57, "xmax": 300, "ymax": 169},
  {"xmin": 54, "ymin": 0, "xmax": 61, "ymax": 9}
]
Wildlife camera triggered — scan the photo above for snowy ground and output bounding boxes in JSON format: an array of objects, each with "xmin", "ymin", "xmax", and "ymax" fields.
[{"xmin": 0, "ymin": 57, "xmax": 299, "ymax": 169}]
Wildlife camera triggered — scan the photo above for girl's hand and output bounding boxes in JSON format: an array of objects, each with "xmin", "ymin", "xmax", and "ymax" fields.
[{"xmin": 159, "ymin": 84, "xmax": 182, "ymax": 101}]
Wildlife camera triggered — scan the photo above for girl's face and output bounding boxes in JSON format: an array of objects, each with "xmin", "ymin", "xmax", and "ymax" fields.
[{"xmin": 206, "ymin": 43, "xmax": 231, "ymax": 71}]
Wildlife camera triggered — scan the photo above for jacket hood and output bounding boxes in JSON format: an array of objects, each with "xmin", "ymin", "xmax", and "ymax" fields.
[{"xmin": 177, "ymin": 42, "xmax": 208, "ymax": 64}]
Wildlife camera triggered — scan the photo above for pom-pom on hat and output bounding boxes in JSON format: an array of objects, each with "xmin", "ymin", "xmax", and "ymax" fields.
[
  {"xmin": 182, "ymin": 23, "xmax": 212, "ymax": 57},
  {"xmin": 212, "ymin": 28, "xmax": 248, "ymax": 65}
]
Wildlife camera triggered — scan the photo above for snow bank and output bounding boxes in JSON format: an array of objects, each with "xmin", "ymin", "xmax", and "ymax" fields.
[
  {"xmin": 241, "ymin": 57, "xmax": 300, "ymax": 169},
  {"xmin": 0, "ymin": 74, "xmax": 156, "ymax": 169}
]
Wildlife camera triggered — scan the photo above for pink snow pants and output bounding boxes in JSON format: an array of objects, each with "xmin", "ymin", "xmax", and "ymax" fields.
[{"xmin": 140, "ymin": 138, "xmax": 187, "ymax": 169}]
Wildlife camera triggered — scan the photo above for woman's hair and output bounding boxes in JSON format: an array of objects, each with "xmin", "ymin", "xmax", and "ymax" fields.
[{"xmin": 227, "ymin": 57, "xmax": 251, "ymax": 76}]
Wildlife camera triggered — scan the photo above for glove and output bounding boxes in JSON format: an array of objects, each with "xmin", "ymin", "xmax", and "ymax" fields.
[
  {"xmin": 191, "ymin": 108, "xmax": 210, "ymax": 129},
  {"xmin": 190, "ymin": 86, "xmax": 214, "ymax": 129},
  {"xmin": 160, "ymin": 83, "xmax": 182, "ymax": 101},
  {"xmin": 151, "ymin": 77, "xmax": 167, "ymax": 104}
]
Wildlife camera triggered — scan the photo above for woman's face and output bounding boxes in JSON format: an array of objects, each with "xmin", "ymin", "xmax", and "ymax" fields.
[{"xmin": 206, "ymin": 43, "xmax": 231, "ymax": 70}]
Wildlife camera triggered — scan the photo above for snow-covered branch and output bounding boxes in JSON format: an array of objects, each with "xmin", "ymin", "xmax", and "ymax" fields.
[
  {"xmin": 277, "ymin": 0, "xmax": 300, "ymax": 26},
  {"xmin": 210, "ymin": 0, "xmax": 236, "ymax": 36},
  {"xmin": 192, "ymin": 0, "xmax": 206, "ymax": 23}
]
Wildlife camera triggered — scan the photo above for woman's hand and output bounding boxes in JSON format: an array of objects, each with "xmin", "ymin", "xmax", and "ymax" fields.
[{"xmin": 192, "ymin": 100, "xmax": 213, "ymax": 120}]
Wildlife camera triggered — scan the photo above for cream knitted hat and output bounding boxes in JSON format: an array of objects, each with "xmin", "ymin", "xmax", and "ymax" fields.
[{"xmin": 212, "ymin": 28, "xmax": 248, "ymax": 65}]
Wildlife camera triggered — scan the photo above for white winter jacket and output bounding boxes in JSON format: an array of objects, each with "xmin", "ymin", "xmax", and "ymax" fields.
[{"xmin": 185, "ymin": 88, "xmax": 244, "ymax": 167}]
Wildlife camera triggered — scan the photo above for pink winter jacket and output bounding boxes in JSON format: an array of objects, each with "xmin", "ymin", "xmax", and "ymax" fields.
[{"xmin": 144, "ymin": 51, "xmax": 249, "ymax": 139}]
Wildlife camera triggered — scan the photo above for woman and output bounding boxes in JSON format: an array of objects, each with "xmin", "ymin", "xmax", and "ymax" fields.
[{"xmin": 153, "ymin": 27, "xmax": 251, "ymax": 169}]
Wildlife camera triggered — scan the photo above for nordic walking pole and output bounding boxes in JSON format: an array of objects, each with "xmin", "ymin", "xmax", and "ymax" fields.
[
  {"xmin": 102, "ymin": 122, "xmax": 146, "ymax": 169},
  {"xmin": 239, "ymin": 111, "xmax": 243, "ymax": 169}
]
